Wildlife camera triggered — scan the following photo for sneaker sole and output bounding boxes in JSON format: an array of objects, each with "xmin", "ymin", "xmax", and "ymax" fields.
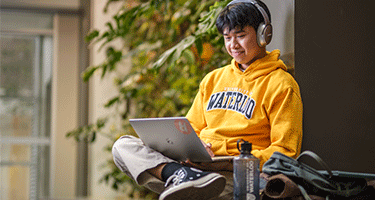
[{"xmin": 159, "ymin": 173, "xmax": 226, "ymax": 200}]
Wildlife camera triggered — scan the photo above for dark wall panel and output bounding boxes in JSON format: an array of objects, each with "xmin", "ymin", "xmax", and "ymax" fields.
[{"xmin": 295, "ymin": 0, "xmax": 375, "ymax": 173}]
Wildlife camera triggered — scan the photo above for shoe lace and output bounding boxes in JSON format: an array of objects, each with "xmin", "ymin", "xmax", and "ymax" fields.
[{"xmin": 164, "ymin": 169, "xmax": 186, "ymax": 187}]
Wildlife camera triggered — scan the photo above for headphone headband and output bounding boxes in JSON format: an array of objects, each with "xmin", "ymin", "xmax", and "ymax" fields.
[
  {"xmin": 227, "ymin": 0, "xmax": 270, "ymax": 25},
  {"xmin": 226, "ymin": 0, "xmax": 272, "ymax": 47}
]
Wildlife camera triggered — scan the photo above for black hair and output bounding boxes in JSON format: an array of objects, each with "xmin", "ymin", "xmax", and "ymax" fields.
[{"xmin": 216, "ymin": 0, "xmax": 271, "ymax": 34}]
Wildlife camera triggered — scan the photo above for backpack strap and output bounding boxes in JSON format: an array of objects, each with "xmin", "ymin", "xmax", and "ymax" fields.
[
  {"xmin": 297, "ymin": 151, "xmax": 333, "ymax": 178},
  {"xmin": 297, "ymin": 185, "xmax": 313, "ymax": 200}
]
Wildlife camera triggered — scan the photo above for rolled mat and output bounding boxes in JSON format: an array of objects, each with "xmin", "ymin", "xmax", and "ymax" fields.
[{"xmin": 264, "ymin": 173, "xmax": 301, "ymax": 198}]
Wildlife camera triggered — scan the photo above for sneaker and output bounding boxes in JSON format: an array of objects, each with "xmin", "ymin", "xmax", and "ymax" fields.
[{"xmin": 159, "ymin": 167, "xmax": 226, "ymax": 200}]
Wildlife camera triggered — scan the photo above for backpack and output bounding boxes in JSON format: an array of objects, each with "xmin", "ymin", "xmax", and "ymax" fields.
[{"xmin": 262, "ymin": 151, "xmax": 370, "ymax": 199}]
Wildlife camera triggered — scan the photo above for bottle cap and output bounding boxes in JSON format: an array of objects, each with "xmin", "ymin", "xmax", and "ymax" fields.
[{"xmin": 237, "ymin": 139, "xmax": 252, "ymax": 154}]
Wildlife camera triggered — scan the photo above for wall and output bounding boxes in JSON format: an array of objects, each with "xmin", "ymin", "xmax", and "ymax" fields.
[
  {"xmin": 263, "ymin": 0, "xmax": 295, "ymax": 76},
  {"xmin": 87, "ymin": 0, "xmax": 129, "ymax": 198},
  {"xmin": 263, "ymin": 0, "xmax": 294, "ymax": 56},
  {"xmin": 296, "ymin": 0, "xmax": 375, "ymax": 173}
]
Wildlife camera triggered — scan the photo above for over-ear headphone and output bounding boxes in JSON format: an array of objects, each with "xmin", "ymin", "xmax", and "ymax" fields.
[{"xmin": 227, "ymin": 0, "xmax": 273, "ymax": 47}]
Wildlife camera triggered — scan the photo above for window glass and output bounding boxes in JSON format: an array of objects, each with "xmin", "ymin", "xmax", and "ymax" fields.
[{"xmin": 0, "ymin": 10, "xmax": 53, "ymax": 200}]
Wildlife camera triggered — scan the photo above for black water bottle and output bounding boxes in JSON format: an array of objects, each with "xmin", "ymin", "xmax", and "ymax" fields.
[{"xmin": 233, "ymin": 139, "xmax": 260, "ymax": 200}]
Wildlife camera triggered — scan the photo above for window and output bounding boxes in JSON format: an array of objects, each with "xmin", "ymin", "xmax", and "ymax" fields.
[{"xmin": 0, "ymin": 10, "xmax": 53, "ymax": 200}]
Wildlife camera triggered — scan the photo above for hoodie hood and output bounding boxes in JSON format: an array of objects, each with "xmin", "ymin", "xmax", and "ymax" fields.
[{"xmin": 231, "ymin": 50, "xmax": 287, "ymax": 81}]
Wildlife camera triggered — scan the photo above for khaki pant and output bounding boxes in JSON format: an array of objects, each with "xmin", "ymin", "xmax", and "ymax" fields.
[{"xmin": 112, "ymin": 135, "xmax": 234, "ymax": 199}]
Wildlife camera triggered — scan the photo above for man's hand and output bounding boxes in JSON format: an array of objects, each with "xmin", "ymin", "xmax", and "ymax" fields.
[
  {"xmin": 181, "ymin": 140, "xmax": 233, "ymax": 171},
  {"xmin": 201, "ymin": 140, "xmax": 214, "ymax": 157}
]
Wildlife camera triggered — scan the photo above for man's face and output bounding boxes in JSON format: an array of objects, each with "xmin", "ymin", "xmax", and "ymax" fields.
[{"xmin": 223, "ymin": 25, "xmax": 265, "ymax": 70}]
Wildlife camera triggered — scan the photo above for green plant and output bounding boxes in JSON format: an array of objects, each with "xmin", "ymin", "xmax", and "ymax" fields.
[{"xmin": 67, "ymin": 0, "xmax": 231, "ymax": 198}]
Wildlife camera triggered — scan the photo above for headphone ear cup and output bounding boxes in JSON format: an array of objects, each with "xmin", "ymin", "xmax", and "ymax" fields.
[{"xmin": 257, "ymin": 22, "xmax": 273, "ymax": 47}]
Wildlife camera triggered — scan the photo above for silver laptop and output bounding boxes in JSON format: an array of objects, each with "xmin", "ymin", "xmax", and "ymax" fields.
[{"xmin": 129, "ymin": 117, "xmax": 232, "ymax": 162}]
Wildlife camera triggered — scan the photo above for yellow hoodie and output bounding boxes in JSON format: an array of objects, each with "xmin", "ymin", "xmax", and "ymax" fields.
[{"xmin": 186, "ymin": 50, "xmax": 303, "ymax": 169}]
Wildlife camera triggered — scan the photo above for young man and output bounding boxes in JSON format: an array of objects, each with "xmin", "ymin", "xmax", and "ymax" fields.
[{"xmin": 112, "ymin": 0, "xmax": 303, "ymax": 199}]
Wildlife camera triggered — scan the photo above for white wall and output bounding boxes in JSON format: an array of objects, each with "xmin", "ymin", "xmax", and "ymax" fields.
[
  {"xmin": 263, "ymin": 0, "xmax": 295, "ymax": 55},
  {"xmin": 88, "ymin": 0, "xmax": 129, "ymax": 198}
]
